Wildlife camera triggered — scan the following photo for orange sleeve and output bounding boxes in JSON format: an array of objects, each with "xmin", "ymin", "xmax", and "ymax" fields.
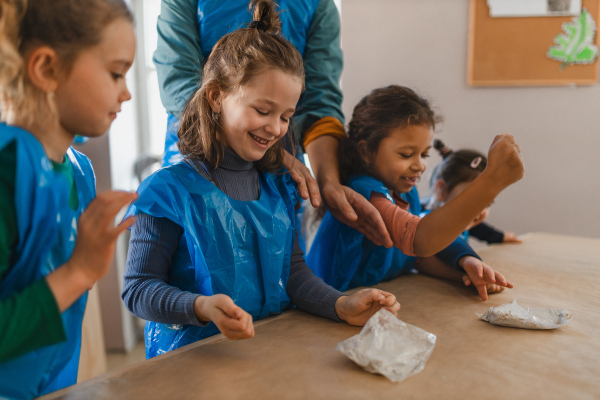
[
  {"xmin": 370, "ymin": 192, "xmax": 421, "ymax": 256},
  {"xmin": 302, "ymin": 117, "xmax": 345, "ymax": 149}
]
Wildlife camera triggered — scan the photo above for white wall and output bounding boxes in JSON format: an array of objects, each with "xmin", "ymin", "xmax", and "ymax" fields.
[{"xmin": 341, "ymin": 0, "xmax": 600, "ymax": 239}]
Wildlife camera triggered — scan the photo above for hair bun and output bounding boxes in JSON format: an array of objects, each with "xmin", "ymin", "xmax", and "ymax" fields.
[
  {"xmin": 248, "ymin": 20, "xmax": 268, "ymax": 32},
  {"xmin": 433, "ymin": 139, "xmax": 453, "ymax": 158}
]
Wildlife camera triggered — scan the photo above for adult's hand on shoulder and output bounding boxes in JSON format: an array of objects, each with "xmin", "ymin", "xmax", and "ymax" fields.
[
  {"xmin": 322, "ymin": 182, "xmax": 392, "ymax": 248},
  {"xmin": 283, "ymin": 150, "xmax": 321, "ymax": 207}
]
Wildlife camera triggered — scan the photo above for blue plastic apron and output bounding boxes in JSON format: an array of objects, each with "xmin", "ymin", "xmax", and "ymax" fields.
[
  {"xmin": 0, "ymin": 124, "xmax": 96, "ymax": 399},
  {"xmin": 307, "ymin": 175, "xmax": 421, "ymax": 292},
  {"xmin": 125, "ymin": 161, "xmax": 297, "ymax": 358},
  {"xmin": 162, "ymin": 0, "xmax": 320, "ymax": 166}
]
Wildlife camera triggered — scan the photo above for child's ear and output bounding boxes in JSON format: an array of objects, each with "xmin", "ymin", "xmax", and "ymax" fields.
[
  {"xmin": 27, "ymin": 46, "xmax": 59, "ymax": 94},
  {"xmin": 357, "ymin": 140, "xmax": 371, "ymax": 165},
  {"xmin": 206, "ymin": 86, "xmax": 222, "ymax": 113},
  {"xmin": 434, "ymin": 179, "xmax": 448, "ymax": 202}
]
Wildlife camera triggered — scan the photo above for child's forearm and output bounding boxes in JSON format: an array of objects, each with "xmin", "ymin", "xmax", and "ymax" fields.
[
  {"xmin": 413, "ymin": 172, "xmax": 504, "ymax": 256},
  {"xmin": 45, "ymin": 262, "xmax": 94, "ymax": 312}
]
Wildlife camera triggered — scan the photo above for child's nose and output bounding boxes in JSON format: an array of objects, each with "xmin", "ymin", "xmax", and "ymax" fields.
[
  {"xmin": 265, "ymin": 117, "xmax": 283, "ymax": 138},
  {"xmin": 120, "ymin": 83, "xmax": 132, "ymax": 103},
  {"xmin": 412, "ymin": 157, "xmax": 426, "ymax": 171}
]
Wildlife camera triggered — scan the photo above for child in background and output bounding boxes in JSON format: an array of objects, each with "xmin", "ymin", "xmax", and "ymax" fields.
[
  {"xmin": 307, "ymin": 85, "xmax": 524, "ymax": 300},
  {"xmin": 123, "ymin": 0, "xmax": 399, "ymax": 359},
  {"xmin": 0, "ymin": 0, "xmax": 136, "ymax": 397},
  {"xmin": 423, "ymin": 139, "xmax": 522, "ymax": 244}
]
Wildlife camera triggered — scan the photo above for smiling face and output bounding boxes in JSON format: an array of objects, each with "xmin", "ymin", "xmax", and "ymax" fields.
[
  {"xmin": 214, "ymin": 69, "xmax": 302, "ymax": 163},
  {"xmin": 365, "ymin": 124, "xmax": 433, "ymax": 194},
  {"xmin": 54, "ymin": 18, "xmax": 135, "ymax": 139}
]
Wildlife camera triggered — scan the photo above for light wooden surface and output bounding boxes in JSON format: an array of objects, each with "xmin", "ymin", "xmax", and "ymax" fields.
[{"xmin": 40, "ymin": 233, "xmax": 600, "ymax": 400}]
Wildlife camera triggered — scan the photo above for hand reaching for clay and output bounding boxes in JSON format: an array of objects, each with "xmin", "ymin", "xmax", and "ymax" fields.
[{"xmin": 459, "ymin": 256, "xmax": 513, "ymax": 301}]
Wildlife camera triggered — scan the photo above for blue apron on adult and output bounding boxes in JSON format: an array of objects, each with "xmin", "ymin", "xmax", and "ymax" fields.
[
  {"xmin": 307, "ymin": 175, "xmax": 421, "ymax": 292},
  {"xmin": 163, "ymin": 0, "xmax": 320, "ymax": 166},
  {"xmin": 125, "ymin": 161, "xmax": 297, "ymax": 358},
  {"xmin": 0, "ymin": 124, "xmax": 96, "ymax": 399}
]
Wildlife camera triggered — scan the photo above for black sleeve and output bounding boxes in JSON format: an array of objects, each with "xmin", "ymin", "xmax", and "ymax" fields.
[
  {"xmin": 435, "ymin": 236, "xmax": 481, "ymax": 270},
  {"xmin": 469, "ymin": 222, "xmax": 505, "ymax": 244},
  {"xmin": 286, "ymin": 231, "xmax": 343, "ymax": 322}
]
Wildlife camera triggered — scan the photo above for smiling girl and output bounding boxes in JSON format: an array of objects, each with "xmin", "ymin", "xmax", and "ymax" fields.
[
  {"xmin": 122, "ymin": 0, "xmax": 400, "ymax": 359},
  {"xmin": 307, "ymin": 85, "xmax": 524, "ymax": 300}
]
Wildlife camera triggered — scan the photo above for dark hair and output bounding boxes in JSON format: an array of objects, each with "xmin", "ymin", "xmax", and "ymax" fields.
[
  {"xmin": 0, "ymin": 0, "xmax": 133, "ymax": 127},
  {"xmin": 339, "ymin": 85, "xmax": 443, "ymax": 184},
  {"xmin": 429, "ymin": 139, "xmax": 487, "ymax": 193},
  {"xmin": 178, "ymin": 0, "xmax": 305, "ymax": 172}
]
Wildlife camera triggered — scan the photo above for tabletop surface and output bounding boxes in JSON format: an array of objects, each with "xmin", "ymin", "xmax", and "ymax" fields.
[{"xmin": 40, "ymin": 232, "xmax": 600, "ymax": 400}]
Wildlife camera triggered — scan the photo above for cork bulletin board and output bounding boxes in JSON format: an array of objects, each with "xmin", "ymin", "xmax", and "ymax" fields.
[{"xmin": 467, "ymin": 0, "xmax": 600, "ymax": 86}]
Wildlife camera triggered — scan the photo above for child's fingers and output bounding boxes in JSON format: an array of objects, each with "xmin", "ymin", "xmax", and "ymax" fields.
[
  {"xmin": 475, "ymin": 283, "xmax": 489, "ymax": 301},
  {"xmin": 219, "ymin": 299, "xmax": 244, "ymax": 320},
  {"xmin": 382, "ymin": 302, "xmax": 400, "ymax": 316},
  {"xmin": 222, "ymin": 311, "xmax": 254, "ymax": 340},
  {"xmin": 494, "ymin": 271, "xmax": 514, "ymax": 288},
  {"xmin": 462, "ymin": 275, "xmax": 472, "ymax": 286},
  {"xmin": 482, "ymin": 265, "xmax": 496, "ymax": 283},
  {"xmin": 110, "ymin": 216, "xmax": 136, "ymax": 238},
  {"xmin": 376, "ymin": 291, "xmax": 397, "ymax": 307}
]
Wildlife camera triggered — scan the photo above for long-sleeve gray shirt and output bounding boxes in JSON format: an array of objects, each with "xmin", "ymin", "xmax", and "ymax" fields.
[{"xmin": 122, "ymin": 148, "xmax": 343, "ymax": 326}]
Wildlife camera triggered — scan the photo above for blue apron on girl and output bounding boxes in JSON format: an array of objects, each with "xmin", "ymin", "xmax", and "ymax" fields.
[
  {"xmin": 125, "ymin": 161, "xmax": 297, "ymax": 358},
  {"xmin": 307, "ymin": 175, "xmax": 421, "ymax": 292},
  {"xmin": 0, "ymin": 124, "xmax": 95, "ymax": 399},
  {"xmin": 163, "ymin": 0, "xmax": 320, "ymax": 166}
]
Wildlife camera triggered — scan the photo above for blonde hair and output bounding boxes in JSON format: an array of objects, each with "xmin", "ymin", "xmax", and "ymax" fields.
[
  {"xmin": 178, "ymin": 0, "xmax": 305, "ymax": 172},
  {"xmin": 0, "ymin": 0, "xmax": 133, "ymax": 130}
]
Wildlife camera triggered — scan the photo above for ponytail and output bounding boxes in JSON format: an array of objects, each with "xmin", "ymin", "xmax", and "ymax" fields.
[{"xmin": 429, "ymin": 139, "xmax": 487, "ymax": 193}]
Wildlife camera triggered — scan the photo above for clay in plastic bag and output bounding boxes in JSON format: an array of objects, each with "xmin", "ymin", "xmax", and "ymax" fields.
[
  {"xmin": 336, "ymin": 309, "xmax": 436, "ymax": 382},
  {"xmin": 478, "ymin": 299, "xmax": 571, "ymax": 329}
]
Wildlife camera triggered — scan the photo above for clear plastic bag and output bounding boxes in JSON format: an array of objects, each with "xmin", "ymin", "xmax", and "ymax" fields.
[
  {"xmin": 478, "ymin": 299, "xmax": 571, "ymax": 329},
  {"xmin": 336, "ymin": 309, "xmax": 436, "ymax": 382}
]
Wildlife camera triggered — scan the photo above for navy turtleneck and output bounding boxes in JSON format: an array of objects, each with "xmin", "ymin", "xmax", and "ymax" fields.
[{"xmin": 122, "ymin": 148, "xmax": 343, "ymax": 327}]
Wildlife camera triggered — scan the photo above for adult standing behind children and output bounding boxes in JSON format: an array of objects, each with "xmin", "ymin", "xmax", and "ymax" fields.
[
  {"xmin": 123, "ymin": 0, "xmax": 400, "ymax": 359},
  {"xmin": 0, "ymin": 0, "xmax": 136, "ymax": 397},
  {"xmin": 153, "ymin": 0, "xmax": 393, "ymax": 248}
]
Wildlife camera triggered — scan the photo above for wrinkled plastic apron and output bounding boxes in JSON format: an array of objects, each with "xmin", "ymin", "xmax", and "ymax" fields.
[
  {"xmin": 307, "ymin": 175, "xmax": 420, "ymax": 291},
  {"xmin": 0, "ymin": 126, "xmax": 95, "ymax": 399},
  {"xmin": 127, "ymin": 162, "xmax": 296, "ymax": 358}
]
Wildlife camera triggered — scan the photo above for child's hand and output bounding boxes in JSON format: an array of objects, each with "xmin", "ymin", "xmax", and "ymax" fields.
[
  {"xmin": 459, "ymin": 256, "xmax": 513, "ymax": 301},
  {"xmin": 194, "ymin": 294, "xmax": 255, "ymax": 340},
  {"xmin": 484, "ymin": 133, "xmax": 524, "ymax": 189},
  {"xmin": 68, "ymin": 190, "xmax": 137, "ymax": 288},
  {"xmin": 503, "ymin": 232, "xmax": 522, "ymax": 244},
  {"xmin": 335, "ymin": 288, "xmax": 400, "ymax": 326}
]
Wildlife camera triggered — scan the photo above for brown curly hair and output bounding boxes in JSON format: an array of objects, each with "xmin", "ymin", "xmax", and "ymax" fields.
[{"xmin": 339, "ymin": 85, "xmax": 443, "ymax": 184}]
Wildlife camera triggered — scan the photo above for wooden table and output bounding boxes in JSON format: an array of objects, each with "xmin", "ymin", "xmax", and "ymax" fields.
[{"xmin": 40, "ymin": 233, "xmax": 600, "ymax": 400}]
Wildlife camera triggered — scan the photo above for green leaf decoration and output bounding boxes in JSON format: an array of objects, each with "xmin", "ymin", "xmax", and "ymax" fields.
[{"xmin": 547, "ymin": 8, "xmax": 598, "ymax": 70}]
